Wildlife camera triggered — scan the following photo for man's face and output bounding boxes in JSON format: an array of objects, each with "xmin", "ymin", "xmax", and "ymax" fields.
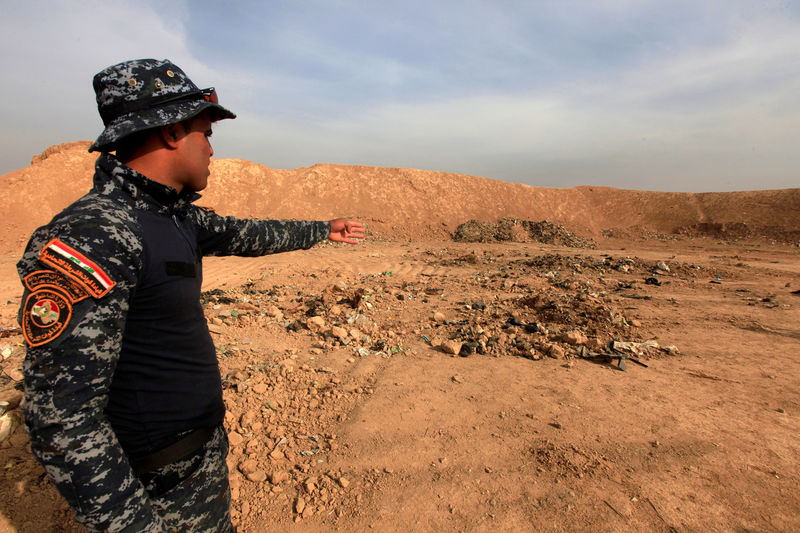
[{"xmin": 174, "ymin": 112, "xmax": 214, "ymax": 192}]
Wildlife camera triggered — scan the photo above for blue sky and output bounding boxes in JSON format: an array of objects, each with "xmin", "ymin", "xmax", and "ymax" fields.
[{"xmin": 1, "ymin": 0, "xmax": 798, "ymax": 191}]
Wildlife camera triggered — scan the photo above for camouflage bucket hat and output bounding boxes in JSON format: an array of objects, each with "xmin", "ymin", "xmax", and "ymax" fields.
[{"xmin": 89, "ymin": 58, "xmax": 236, "ymax": 152}]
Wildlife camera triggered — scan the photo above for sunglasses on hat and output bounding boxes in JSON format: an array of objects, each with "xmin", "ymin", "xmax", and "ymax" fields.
[
  {"xmin": 99, "ymin": 87, "xmax": 221, "ymax": 126},
  {"xmin": 153, "ymin": 87, "xmax": 219, "ymax": 106}
]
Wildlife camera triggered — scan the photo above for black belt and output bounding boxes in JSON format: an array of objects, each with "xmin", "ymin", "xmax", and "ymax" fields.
[{"xmin": 129, "ymin": 426, "xmax": 216, "ymax": 476}]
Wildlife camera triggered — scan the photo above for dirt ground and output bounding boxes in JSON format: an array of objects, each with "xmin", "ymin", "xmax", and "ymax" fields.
[{"xmin": 1, "ymin": 233, "xmax": 798, "ymax": 532}]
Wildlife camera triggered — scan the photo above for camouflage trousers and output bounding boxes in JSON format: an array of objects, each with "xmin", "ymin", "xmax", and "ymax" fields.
[{"xmin": 137, "ymin": 426, "xmax": 234, "ymax": 532}]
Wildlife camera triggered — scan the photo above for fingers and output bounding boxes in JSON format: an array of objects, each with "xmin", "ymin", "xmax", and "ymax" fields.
[{"xmin": 329, "ymin": 219, "xmax": 366, "ymax": 244}]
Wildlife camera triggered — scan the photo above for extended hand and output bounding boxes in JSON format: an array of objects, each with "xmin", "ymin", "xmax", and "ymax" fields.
[{"xmin": 329, "ymin": 219, "xmax": 366, "ymax": 244}]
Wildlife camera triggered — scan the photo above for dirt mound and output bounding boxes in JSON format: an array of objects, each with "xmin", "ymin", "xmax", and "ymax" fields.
[
  {"xmin": 2, "ymin": 142, "xmax": 799, "ymax": 253},
  {"xmin": 674, "ymin": 221, "xmax": 800, "ymax": 242},
  {"xmin": 453, "ymin": 218, "xmax": 596, "ymax": 248},
  {"xmin": 30, "ymin": 141, "xmax": 93, "ymax": 166}
]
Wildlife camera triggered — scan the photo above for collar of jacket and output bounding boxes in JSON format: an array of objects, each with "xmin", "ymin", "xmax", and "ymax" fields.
[{"xmin": 94, "ymin": 153, "xmax": 201, "ymax": 216}]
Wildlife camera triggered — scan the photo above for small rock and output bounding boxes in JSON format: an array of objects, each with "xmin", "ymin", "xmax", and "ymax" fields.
[
  {"xmin": 559, "ymin": 330, "xmax": 588, "ymax": 346},
  {"xmin": 338, "ymin": 477, "xmax": 350, "ymax": 488},
  {"xmin": 252, "ymin": 383, "xmax": 268, "ymax": 394},
  {"xmin": 307, "ymin": 316, "xmax": 326, "ymax": 332},
  {"xmin": 0, "ymin": 413, "xmax": 18, "ymax": 443},
  {"xmin": 656, "ymin": 261, "xmax": 670, "ymax": 273},
  {"xmin": 441, "ymin": 340, "xmax": 463, "ymax": 355},
  {"xmin": 3, "ymin": 368, "xmax": 23, "ymax": 382},
  {"xmin": 246, "ymin": 470, "xmax": 267, "ymax": 483},
  {"xmin": 459, "ymin": 343, "xmax": 474, "ymax": 357},
  {"xmin": 295, "ymin": 496, "xmax": 306, "ymax": 514},
  {"xmin": 451, "ymin": 374, "xmax": 464, "ymax": 383},
  {"xmin": 228, "ymin": 432, "xmax": 244, "ymax": 447},
  {"xmin": 547, "ymin": 344, "xmax": 566, "ymax": 359},
  {"xmin": 208, "ymin": 323, "xmax": 225, "ymax": 333},
  {"xmin": 239, "ymin": 459, "xmax": 258, "ymax": 475},
  {"xmin": 266, "ymin": 305, "xmax": 282, "ymax": 317},
  {"xmin": 331, "ymin": 326, "xmax": 348, "ymax": 340},
  {"xmin": 0, "ymin": 390, "xmax": 23, "ymax": 414},
  {"xmin": 269, "ymin": 448, "xmax": 284, "ymax": 460},
  {"xmin": 433, "ymin": 312, "xmax": 446, "ymax": 323},
  {"xmin": 269, "ymin": 471, "xmax": 289, "ymax": 485}
]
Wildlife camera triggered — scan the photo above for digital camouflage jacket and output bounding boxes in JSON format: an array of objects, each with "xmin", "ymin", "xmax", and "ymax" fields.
[{"xmin": 18, "ymin": 153, "xmax": 330, "ymax": 531}]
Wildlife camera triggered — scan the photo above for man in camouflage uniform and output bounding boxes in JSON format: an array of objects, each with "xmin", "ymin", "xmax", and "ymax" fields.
[{"xmin": 18, "ymin": 58, "xmax": 365, "ymax": 531}]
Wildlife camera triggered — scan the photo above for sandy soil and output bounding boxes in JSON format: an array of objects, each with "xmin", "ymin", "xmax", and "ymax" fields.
[
  {"xmin": 0, "ymin": 144, "xmax": 798, "ymax": 531},
  {"xmin": 1, "ymin": 235, "xmax": 798, "ymax": 532}
]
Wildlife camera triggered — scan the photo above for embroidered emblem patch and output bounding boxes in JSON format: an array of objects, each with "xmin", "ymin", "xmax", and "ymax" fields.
[
  {"xmin": 23, "ymin": 270, "xmax": 89, "ymax": 303},
  {"xmin": 21, "ymin": 289, "xmax": 73, "ymax": 347},
  {"xmin": 39, "ymin": 239, "xmax": 115, "ymax": 298}
]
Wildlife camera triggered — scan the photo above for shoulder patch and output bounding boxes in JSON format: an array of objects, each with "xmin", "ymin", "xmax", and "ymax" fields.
[
  {"xmin": 39, "ymin": 239, "xmax": 116, "ymax": 298},
  {"xmin": 23, "ymin": 270, "xmax": 90, "ymax": 303},
  {"xmin": 21, "ymin": 289, "xmax": 73, "ymax": 347}
]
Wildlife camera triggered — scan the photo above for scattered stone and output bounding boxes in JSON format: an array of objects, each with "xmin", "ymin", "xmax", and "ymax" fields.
[
  {"xmin": 546, "ymin": 344, "xmax": 566, "ymax": 359},
  {"xmin": 307, "ymin": 316, "xmax": 326, "ymax": 332},
  {"xmin": 269, "ymin": 471, "xmax": 289, "ymax": 485},
  {"xmin": 331, "ymin": 326, "xmax": 348, "ymax": 340},
  {"xmin": 559, "ymin": 330, "xmax": 588, "ymax": 346},
  {"xmin": 228, "ymin": 431, "xmax": 244, "ymax": 447},
  {"xmin": 2, "ymin": 368, "xmax": 23, "ymax": 382},
  {"xmin": 246, "ymin": 470, "xmax": 267, "ymax": 483},
  {"xmin": 613, "ymin": 340, "xmax": 659, "ymax": 356},
  {"xmin": 269, "ymin": 448, "xmax": 284, "ymax": 460},
  {"xmin": 441, "ymin": 340, "xmax": 463, "ymax": 355},
  {"xmin": 239, "ymin": 459, "xmax": 259, "ymax": 475},
  {"xmin": 0, "ymin": 412, "xmax": 18, "ymax": 442},
  {"xmin": 459, "ymin": 343, "xmax": 475, "ymax": 357},
  {"xmin": 207, "ymin": 323, "xmax": 225, "ymax": 334},
  {"xmin": 0, "ymin": 389, "xmax": 23, "ymax": 415}
]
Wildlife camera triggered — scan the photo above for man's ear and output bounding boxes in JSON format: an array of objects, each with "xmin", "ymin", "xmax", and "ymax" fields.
[{"xmin": 159, "ymin": 123, "xmax": 183, "ymax": 150}]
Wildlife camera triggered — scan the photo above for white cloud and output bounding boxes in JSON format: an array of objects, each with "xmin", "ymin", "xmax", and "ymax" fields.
[{"xmin": 0, "ymin": 0, "xmax": 201, "ymax": 170}]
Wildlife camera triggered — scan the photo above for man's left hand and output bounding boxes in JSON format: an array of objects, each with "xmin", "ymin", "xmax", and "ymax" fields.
[{"xmin": 329, "ymin": 219, "xmax": 366, "ymax": 244}]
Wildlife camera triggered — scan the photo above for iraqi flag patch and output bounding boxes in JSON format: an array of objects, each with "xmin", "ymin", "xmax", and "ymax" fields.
[{"xmin": 39, "ymin": 239, "xmax": 115, "ymax": 299}]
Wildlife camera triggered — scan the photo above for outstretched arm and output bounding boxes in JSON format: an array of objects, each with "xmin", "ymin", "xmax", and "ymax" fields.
[{"xmin": 329, "ymin": 219, "xmax": 366, "ymax": 244}]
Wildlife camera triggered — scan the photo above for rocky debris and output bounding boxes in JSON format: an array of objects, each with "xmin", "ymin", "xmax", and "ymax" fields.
[
  {"xmin": 453, "ymin": 218, "xmax": 596, "ymax": 248},
  {"xmin": 441, "ymin": 340, "xmax": 463, "ymax": 355},
  {"xmin": 0, "ymin": 239, "xmax": 695, "ymax": 531},
  {"xmin": 0, "ymin": 389, "xmax": 24, "ymax": 443}
]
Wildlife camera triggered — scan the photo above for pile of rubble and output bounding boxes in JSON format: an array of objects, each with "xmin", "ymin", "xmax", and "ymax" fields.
[
  {"xmin": 453, "ymin": 218, "xmax": 596, "ymax": 248},
  {"xmin": 0, "ymin": 245, "xmax": 689, "ymax": 529}
]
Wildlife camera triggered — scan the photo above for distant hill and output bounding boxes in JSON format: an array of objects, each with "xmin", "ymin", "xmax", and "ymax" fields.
[{"xmin": 2, "ymin": 142, "xmax": 798, "ymax": 250}]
